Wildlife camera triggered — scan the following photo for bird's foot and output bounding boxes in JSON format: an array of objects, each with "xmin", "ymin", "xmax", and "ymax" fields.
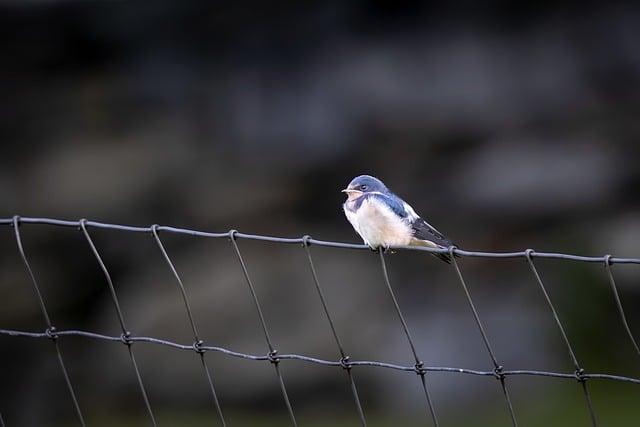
[{"xmin": 372, "ymin": 245, "xmax": 394, "ymax": 254}]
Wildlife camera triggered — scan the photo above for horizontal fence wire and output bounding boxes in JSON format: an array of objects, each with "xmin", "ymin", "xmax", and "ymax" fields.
[
  {"xmin": 1, "ymin": 328, "xmax": 638, "ymax": 383},
  {"xmin": 1, "ymin": 216, "xmax": 640, "ymax": 427},
  {"xmin": 1, "ymin": 216, "xmax": 639, "ymax": 264}
]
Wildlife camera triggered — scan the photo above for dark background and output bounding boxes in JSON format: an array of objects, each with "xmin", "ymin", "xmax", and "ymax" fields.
[{"xmin": 1, "ymin": 1, "xmax": 639, "ymax": 426}]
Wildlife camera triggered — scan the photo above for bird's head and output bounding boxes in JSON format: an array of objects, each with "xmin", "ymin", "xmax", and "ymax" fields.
[{"xmin": 342, "ymin": 175, "xmax": 388, "ymax": 201}]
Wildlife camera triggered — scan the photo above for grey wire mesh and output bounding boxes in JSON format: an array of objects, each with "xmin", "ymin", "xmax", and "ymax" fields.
[{"xmin": 1, "ymin": 216, "xmax": 639, "ymax": 427}]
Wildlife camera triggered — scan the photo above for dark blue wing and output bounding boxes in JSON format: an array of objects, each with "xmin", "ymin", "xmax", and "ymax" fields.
[
  {"xmin": 369, "ymin": 193, "xmax": 408, "ymax": 218},
  {"xmin": 411, "ymin": 218, "xmax": 452, "ymax": 247},
  {"xmin": 351, "ymin": 192, "xmax": 408, "ymax": 218},
  {"xmin": 412, "ymin": 218, "xmax": 457, "ymax": 263}
]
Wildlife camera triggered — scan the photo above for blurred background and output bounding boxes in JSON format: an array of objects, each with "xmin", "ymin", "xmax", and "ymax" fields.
[{"xmin": 1, "ymin": 1, "xmax": 639, "ymax": 426}]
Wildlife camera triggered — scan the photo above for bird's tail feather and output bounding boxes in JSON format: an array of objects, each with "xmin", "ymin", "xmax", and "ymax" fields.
[
  {"xmin": 433, "ymin": 246, "xmax": 461, "ymax": 264},
  {"xmin": 410, "ymin": 238, "xmax": 459, "ymax": 264},
  {"xmin": 434, "ymin": 252, "xmax": 452, "ymax": 264}
]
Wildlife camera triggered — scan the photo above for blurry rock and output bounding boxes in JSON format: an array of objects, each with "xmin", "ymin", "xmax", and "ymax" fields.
[{"xmin": 455, "ymin": 140, "xmax": 621, "ymax": 215}]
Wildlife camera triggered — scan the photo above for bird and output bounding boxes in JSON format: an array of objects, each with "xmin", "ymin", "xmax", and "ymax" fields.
[{"xmin": 342, "ymin": 174, "xmax": 456, "ymax": 263}]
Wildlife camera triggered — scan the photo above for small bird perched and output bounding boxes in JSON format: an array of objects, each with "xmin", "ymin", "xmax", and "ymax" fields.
[{"xmin": 342, "ymin": 175, "xmax": 456, "ymax": 262}]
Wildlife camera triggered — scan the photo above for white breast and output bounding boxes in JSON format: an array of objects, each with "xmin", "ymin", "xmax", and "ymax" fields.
[{"xmin": 343, "ymin": 197, "xmax": 413, "ymax": 248}]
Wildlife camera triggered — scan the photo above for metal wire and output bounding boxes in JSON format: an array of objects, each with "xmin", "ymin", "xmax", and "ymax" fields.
[
  {"xmin": 1, "ymin": 328, "xmax": 638, "ymax": 383},
  {"xmin": 525, "ymin": 250, "xmax": 597, "ymax": 427},
  {"xmin": 603, "ymin": 255, "xmax": 640, "ymax": 358},
  {"xmin": 378, "ymin": 249, "xmax": 439, "ymax": 426},
  {"xmin": 450, "ymin": 248, "xmax": 517, "ymax": 427},
  {"xmin": 151, "ymin": 225, "xmax": 227, "ymax": 426},
  {"xmin": 11, "ymin": 216, "xmax": 86, "ymax": 427},
  {"xmin": 1, "ymin": 216, "xmax": 640, "ymax": 426},
  {"xmin": 302, "ymin": 237, "xmax": 367, "ymax": 426},
  {"xmin": 0, "ymin": 216, "xmax": 638, "ymax": 264},
  {"xmin": 229, "ymin": 231, "xmax": 298, "ymax": 427},
  {"xmin": 79, "ymin": 219, "xmax": 157, "ymax": 426}
]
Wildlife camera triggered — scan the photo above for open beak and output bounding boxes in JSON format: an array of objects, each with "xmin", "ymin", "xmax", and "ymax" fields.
[{"xmin": 342, "ymin": 188, "xmax": 363, "ymax": 198}]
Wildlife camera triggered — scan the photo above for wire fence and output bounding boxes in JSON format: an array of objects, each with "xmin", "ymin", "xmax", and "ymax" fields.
[{"xmin": 1, "ymin": 215, "xmax": 639, "ymax": 427}]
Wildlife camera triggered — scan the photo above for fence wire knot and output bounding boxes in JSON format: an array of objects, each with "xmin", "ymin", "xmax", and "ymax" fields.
[
  {"xmin": 120, "ymin": 331, "xmax": 133, "ymax": 346},
  {"xmin": 494, "ymin": 365, "xmax": 505, "ymax": 380},
  {"xmin": 604, "ymin": 254, "xmax": 613, "ymax": 266},
  {"xmin": 575, "ymin": 368, "xmax": 586, "ymax": 382},
  {"xmin": 45, "ymin": 326, "xmax": 58, "ymax": 340},
  {"xmin": 302, "ymin": 235, "xmax": 312, "ymax": 247},
  {"xmin": 339, "ymin": 356, "xmax": 351, "ymax": 370},
  {"xmin": 268, "ymin": 349, "xmax": 280, "ymax": 364},
  {"xmin": 192, "ymin": 339, "xmax": 205, "ymax": 353},
  {"xmin": 414, "ymin": 361, "xmax": 427, "ymax": 376},
  {"xmin": 524, "ymin": 248, "xmax": 535, "ymax": 259},
  {"xmin": 228, "ymin": 229, "xmax": 238, "ymax": 241}
]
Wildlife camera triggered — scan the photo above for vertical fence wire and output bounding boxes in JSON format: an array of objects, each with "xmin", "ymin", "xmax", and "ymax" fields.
[
  {"xmin": 449, "ymin": 248, "xmax": 518, "ymax": 427},
  {"xmin": 11, "ymin": 216, "xmax": 86, "ymax": 427},
  {"xmin": 79, "ymin": 219, "xmax": 158, "ymax": 427},
  {"xmin": 378, "ymin": 250, "xmax": 439, "ymax": 426},
  {"xmin": 524, "ymin": 250, "xmax": 597, "ymax": 427},
  {"xmin": 302, "ymin": 237, "xmax": 367, "ymax": 426},
  {"xmin": 229, "ymin": 230, "xmax": 298, "ymax": 427},
  {"xmin": 151, "ymin": 225, "xmax": 227, "ymax": 426},
  {"xmin": 603, "ymin": 255, "xmax": 640, "ymax": 358}
]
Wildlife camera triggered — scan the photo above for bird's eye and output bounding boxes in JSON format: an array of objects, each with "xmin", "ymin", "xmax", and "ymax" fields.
[{"xmin": 360, "ymin": 185, "xmax": 368, "ymax": 191}]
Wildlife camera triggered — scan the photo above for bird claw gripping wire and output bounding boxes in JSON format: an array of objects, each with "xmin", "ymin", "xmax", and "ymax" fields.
[{"xmin": 375, "ymin": 245, "xmax": 394, "ymax": 254}]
